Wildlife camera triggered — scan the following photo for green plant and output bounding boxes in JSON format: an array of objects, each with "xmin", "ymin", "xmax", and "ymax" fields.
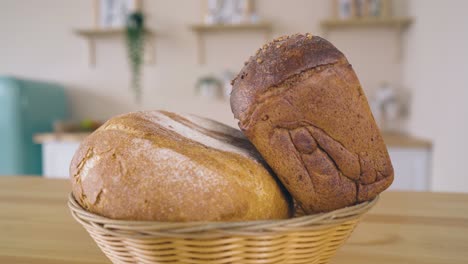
[{"xmin": 126, "ymin": 12, "xmax": 145, "ymax": 102}]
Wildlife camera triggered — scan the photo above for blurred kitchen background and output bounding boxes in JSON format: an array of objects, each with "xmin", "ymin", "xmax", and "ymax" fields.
[{"xmin": 0, "ymin": 0, "xmax": 467, "ymax": 193}]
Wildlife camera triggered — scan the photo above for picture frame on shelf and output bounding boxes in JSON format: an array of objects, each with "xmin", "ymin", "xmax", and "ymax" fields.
[
  {"xmin": 333, "ymin": 0, "xmax": 392, "ymax": 20},
  {"xmin": 367, "ymin": 0, "xmax": 392, "ymax": 17},
  {"xmin": 204, "ymin": 0, "xmax": 258, "ymax": 25},
  {"xmin": 93, "ymin": 0, "xmax": 142, "ymax": 28},
  {"xmin": 336, "ymin": 0, "xmax": 355, "ymax": 19},
  {"xmin": 355, "ymin": 0, "xmax": 366, "ymax": 17}
]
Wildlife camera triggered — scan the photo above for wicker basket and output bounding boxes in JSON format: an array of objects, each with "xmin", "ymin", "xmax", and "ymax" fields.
[{"xmin": 69, "ymin": 194, "xmax": 377, "ymax": 264}]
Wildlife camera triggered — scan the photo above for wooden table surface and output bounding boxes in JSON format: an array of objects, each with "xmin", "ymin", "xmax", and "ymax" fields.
[{"xmin": 1, "ymin": 176, "xmax": 467, "ymax": 264}]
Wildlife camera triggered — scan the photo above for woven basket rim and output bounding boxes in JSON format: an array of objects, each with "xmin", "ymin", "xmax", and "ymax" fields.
[{"xmin": 68, "ymin": 193, "xmax": 377, "ymax": 238}]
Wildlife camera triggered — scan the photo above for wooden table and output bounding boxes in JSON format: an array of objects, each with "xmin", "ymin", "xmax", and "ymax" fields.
[{"xmin": 1, "ymin": 176, "xmax": 467, "ymax": 264}]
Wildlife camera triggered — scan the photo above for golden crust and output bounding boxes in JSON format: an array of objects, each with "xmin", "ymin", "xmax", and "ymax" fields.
[
  {"xmin": 230, "ymin": 34, "xmax": 393, "ymax": 213},
  {"xmin": 70, "ymin": 111, "xmax": 292, "ymax": 221}
]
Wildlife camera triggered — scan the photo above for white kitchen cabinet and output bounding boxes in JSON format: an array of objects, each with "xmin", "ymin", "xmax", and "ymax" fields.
[
  {"xmin": 34, "ymin": 133, "xmax": 433, "ymax": 191},
  {"xmin": 34, "ymin": 133, "xmax": 88, "ymax": 179},
  {"xmin": 387, "ymin": 147, "xmax": 431, "ymax": 191},
  {"xmin": 383, "ymin": 133, "xmax": 432, "ymax": 191},
  {"xmin": 42, "ymin": 141, "xmax": 81, "ymax": 179}
]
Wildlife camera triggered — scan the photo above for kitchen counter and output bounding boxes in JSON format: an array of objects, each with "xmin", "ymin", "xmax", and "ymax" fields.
[
  {"xmin": 33, "ymin": 132, "xmax": 91, "ymax": 143},
  {"xmin": 34, "ymin": 132, "xmax": 432, "ymax": 148},
  {"xmin": 2, "ymin": 176, "xmax": 466, "ymax": 264},
  {"xmin": 33, "ymin": 132, "xmax": 433, "ymax": 191}
]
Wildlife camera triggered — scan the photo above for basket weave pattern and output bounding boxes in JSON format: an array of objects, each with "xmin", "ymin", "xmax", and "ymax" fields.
[{"xmin": 69, "ymin": 195, "xmax": 377, "ymax": 264}]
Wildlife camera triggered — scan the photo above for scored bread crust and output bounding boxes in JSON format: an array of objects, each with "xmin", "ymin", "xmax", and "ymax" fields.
[
  {"xmin": 230, "ymin": 34, "xmax": 393, "ymax": 213},
  {"xmin": 70, "ymin": 111, "xmax": 292, "ymax": 221}
]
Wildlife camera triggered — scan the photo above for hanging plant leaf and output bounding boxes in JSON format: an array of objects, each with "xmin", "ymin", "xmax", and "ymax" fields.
[{"xmin": 126, "ymin": 12, "xmax": 145, "ymax": 103}]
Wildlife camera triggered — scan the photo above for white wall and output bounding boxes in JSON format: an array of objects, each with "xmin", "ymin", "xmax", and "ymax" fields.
[
  {"xmin": 0, "ymin": 0, "xmax": 404, "ymax": 127},
  {"xmin": 1, "ymin": 0, "xmax": 467, "ymax": 192},
  {"xmin": 403, "ymin": 0, "xmax": 468, "ymax": 192}
]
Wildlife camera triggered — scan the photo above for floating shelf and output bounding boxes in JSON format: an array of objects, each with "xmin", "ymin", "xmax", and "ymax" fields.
[
  {"xmin": 189, "ymin": 22, "xmax": 273, "ymax": 64},
  {"xmin": 321, "ymin": 17, "xmax": 412, "ymax": 30},
  {"xmin": 75, "ymin": 28, "xmax": 154, "ymax": 36},
  {"xmin": 190, "ymin": 22, "xmax": 272, "ymax": 32},
  {"xmin": 320, "ymin": 17, "xmax": 413, "ymax": 60},
  {"xmin": 74, "ymin": 28, "xmax": 156, "ymax": 66}
]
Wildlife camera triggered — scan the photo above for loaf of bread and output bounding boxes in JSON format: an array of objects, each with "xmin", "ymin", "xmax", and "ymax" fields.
[
  {"xmin": 230, "ymin": 34, "xmax": 393, "ymax": 213},
  {"xmin": 70, "ymin": 111, "xmax": 292, "ymax": 221}
]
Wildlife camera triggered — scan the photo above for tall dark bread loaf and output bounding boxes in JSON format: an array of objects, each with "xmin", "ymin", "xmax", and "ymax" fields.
[
  {"xmin": 70, "ymin": 110, "xmax": 292, "ymax": 221},
  {"xmin": 230, "ymin": 34, "xmax": 393, "ymax": 213}
]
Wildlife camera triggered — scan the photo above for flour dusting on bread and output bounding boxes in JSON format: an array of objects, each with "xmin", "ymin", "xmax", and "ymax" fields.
[{"xmin": 139, "ymin": 111, "xmax": 254, "ymax": 158}]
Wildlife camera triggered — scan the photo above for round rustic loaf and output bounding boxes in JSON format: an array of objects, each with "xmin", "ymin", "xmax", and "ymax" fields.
[
  {"xmin": 230, "ymin": 34, "xmax": 394, "ymax": 213},
  {"xmin": 70, "ymin": 110, "xmax": 292, "ymax": 221}
]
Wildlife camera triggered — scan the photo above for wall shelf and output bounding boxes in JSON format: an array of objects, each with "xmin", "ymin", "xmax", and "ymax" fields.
[
  {"xmin": 321, "ymin": 17, "xmax": 413, "ymax": 60},
  {"xmin": 321, "ymin": 17, "xmax": 412, "ymax": 30},
  {"xmin": 190, "ymin": 22, "xmax": 272, "ymax": 32},
  {"xmin": 189, "ymin": 22, "xmax": 273, "ymax": 64},
  {"xmin": 74, "ymin": 28, "xmax": 156, "ymax": 66}
]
